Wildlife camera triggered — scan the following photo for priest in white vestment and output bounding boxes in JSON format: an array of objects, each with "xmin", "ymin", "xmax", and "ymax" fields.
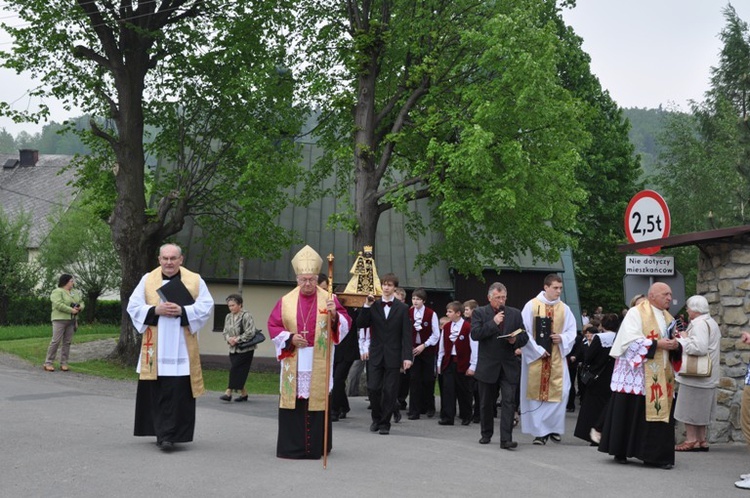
[{"xmin": 128, "ymin": 243, "xmax": 214, "ymax": 452}]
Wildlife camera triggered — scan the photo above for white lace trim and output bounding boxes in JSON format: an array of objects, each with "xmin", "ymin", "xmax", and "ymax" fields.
[
  {"xmin": 297, "ymin": 371, "xmax": 312, "ymax": 398},
  {"xmin": 610, "ymin": 338, "xmax": 651, "ymax": 395}
]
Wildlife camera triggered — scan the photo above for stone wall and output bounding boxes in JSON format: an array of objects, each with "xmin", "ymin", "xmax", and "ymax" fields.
[{"xmin": 696, "ymin": 235, "xmax": 750, "ymax": 442}]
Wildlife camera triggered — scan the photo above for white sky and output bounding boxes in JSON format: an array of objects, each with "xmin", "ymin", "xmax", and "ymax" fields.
[{"xmin": 0, "ymin": 1, "xmax": 749, "ymax": 136}]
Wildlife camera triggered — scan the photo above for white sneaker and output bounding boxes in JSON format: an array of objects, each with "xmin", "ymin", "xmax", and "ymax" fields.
[
  {"xmin": 741, "ymin": 474, "xmax": 750, "ymax": 481},
  {"xmin": 735, "ymin": 478, "xmax": 750, "ymax": 489},
  {"xmin": 590, "ymin": 428, "xmax": 601, "ymax": 444}
]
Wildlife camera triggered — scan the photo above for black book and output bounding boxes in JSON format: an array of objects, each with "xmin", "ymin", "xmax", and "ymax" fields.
[
  {"xmin": 157, "ymin": 278, "xmax": 195, "ymax": 306},
  {"xmin": 534, "ymin": 316, "xmax": 553, "ymax": 354}
]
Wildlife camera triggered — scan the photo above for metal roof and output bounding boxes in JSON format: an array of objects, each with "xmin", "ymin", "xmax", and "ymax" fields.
[{"xmin": 617, "ymin": 225, "xmax": 750, "ymax": 252}]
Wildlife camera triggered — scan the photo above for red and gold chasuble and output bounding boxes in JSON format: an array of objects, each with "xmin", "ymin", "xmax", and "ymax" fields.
[
  {"xmin": 279, "ymin": 287, "xmax": 330, "ymax": 410},
  {"xmin": 526, "ymin": 299, "xmax": 565, "ymax": 403},
  {"xmin": 139, "ymin": 267, "xmax": 205, "ymax": 398},
  {"xmin": 637, "ymin": 300, "xmax": 675, "ymax": 423}
]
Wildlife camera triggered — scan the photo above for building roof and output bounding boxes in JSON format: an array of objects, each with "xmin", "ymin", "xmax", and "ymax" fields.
[
  {"xmin": 0, "ymin": 152, "xmax": 77, "ymax": 248},
  {"xmin": 617, "ymin": 225, "xmax": 750, "ymax": 252},
  {"xmin": 179, "ymin": 142, "xmax": 565, "ymax": 290}
]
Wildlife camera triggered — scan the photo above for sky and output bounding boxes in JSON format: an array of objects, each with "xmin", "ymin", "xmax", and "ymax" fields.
[{"xmin": 0, "ymin": 1, "xmax": 749, "ymax": 136}]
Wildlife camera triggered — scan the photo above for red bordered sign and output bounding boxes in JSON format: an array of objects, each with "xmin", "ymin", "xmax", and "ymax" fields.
[{"xmin": 624, "ymin": 190, "xmax": 671, "ymax": 256}]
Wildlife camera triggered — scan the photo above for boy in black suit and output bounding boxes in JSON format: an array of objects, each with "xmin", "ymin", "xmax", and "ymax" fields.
[
  {"xmin": 470, "ymin": 282, "xmax": 528, "ymax": 449},
  {"xmin": 357, "ymin": 273, "xmax": 413, "ymax": 435}
]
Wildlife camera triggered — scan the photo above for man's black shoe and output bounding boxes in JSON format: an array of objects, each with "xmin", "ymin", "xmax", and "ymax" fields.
[
  {"xmin": 472, "ymin": 415, "xmax": 481, "ymax": 424},
  {"xmin": 330, "ymin": 413, "xmax": 339, "ymax": 422},
  {"xmin": 426, "ymin": 408, "xmax": 436, "ymax": 418},
  {"xmin": 379, "ymin": 427, "xmax": 390, "ymax": 435},
  {"xmin": 407, "ymin": 414, "xmax": 420, "ymax": 420},
  {"xmin": 393, "ymin": 410, "xmax": 402, "ymax": 423},
  {"xmin": 369, "ymin": 422, "xmax": 380, "ymax": 432},
  {"xmin": 438, "ymin": 419, "xmax": 454, "ymax": 426},
  {"xmin": 479, "ymin": 437, "xmax": 491, "ymax": 444},
  {"xmin": 500, "ymin": 441, "xmax": 518, "ymax": 450},
  {"xmin": 158, "ymin": 441, "xmax": 174, "ymax": 452},
  {"xmin": 461, "ymin": 418, "xmax": 471, "ymax": 426}
]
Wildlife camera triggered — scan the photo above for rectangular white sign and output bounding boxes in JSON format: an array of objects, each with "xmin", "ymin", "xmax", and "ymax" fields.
[{"xmin": 625, "ymin": 255, "xmax": 674, "ymax": 275}]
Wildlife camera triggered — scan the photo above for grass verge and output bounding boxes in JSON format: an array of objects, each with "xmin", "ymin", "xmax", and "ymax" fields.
[{"xmin": 0, "ymin": 324, "xmax": 279, "ymax": 394}]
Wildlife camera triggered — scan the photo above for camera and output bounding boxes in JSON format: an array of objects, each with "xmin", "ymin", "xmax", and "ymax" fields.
[{"xmin": 72, "ymin": 303, "xmax": 80, "ymax": 308}]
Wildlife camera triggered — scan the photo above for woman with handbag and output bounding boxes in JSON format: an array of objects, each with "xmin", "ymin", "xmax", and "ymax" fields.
[
  {"xmin": 220, "ymin": 294, "xmax": 259, "ymax": 402},
  {"xmin": 574, "ymin": 314, "xmax": 617, "ymax": 444},
  {"xmin": 674, "ymin": 295, "xmax": 721, "ymax": 452}
]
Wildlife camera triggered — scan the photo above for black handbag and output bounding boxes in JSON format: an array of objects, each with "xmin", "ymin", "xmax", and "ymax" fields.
[
  {"xmin": 579, "ymin": 364, "xmax": 599, "ymax": 385},
  {"xmin": 234, "ymin": 313, "xmax": 266, "ymax": 349},
  {"xmin": 236, "ymin": 330, "xmax": 265, "ymax": 349}
]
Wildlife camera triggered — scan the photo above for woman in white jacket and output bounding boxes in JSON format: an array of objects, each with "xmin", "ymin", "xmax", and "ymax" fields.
[{"xmin": 674, "ymin": 295, "xmax": 721, "ymax": 452}]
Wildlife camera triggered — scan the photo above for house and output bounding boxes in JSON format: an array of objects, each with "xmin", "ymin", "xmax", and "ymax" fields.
[{"xmin": 0, "ymin": 149, "xmax": 77, "ymax": 259}]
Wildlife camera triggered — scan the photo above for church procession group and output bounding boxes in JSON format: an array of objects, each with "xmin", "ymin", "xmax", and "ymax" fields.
[{"xmin": 125, "ymin": 242, "xmax": 741, "ymax": 482}]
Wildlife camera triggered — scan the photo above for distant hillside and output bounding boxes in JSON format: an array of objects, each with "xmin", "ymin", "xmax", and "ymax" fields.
[{"xmin": 622, "ymin": 106, "xmax": 673, "ymax": 180}]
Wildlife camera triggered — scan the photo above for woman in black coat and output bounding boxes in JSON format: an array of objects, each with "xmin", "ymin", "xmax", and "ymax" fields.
[{"xmin": 574, "ymin": 314, "xmax": 619, "ymax": 444}]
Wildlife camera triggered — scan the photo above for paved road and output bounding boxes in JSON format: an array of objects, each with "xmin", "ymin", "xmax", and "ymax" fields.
[{"xmin": 2, "ymin": 355, "xmax": 749, "ymax": 497}]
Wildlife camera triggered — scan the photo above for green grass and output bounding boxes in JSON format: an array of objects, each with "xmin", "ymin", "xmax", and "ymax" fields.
[{"xmin": 0, "ymin": 324, "xmax": 279, "ymax": 394}]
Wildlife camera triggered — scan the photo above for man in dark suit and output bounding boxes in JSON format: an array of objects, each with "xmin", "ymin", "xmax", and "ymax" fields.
[
  {"xmin": 357, "ymin": 273, "xmax": 413, "ymax": 435},
  {"xmin": 470, "ymin": 282, "xmax": 528, "ymax": 449}
]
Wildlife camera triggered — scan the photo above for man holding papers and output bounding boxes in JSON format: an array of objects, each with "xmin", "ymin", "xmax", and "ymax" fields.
[
  {"xmin": 470, "ymin": 282, "xmax": 527, "ymax": 449},
  {"xmin": 127, "ymin": 243, "xmax": 214, "ymax": 452}
]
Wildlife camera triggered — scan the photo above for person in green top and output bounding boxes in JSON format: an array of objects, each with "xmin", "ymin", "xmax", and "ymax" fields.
[{"xmin": 44, "ymin": 274, "xmax": 84, "ymax": 372}]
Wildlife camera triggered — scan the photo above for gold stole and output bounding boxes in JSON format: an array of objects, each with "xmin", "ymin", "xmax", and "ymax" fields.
[
  {"xmin": 139, "ymin": 267, "xmax": 206, "ymax": 398},
  {"xmin": 526, "ymin": 298, "xmax": 566, "ymax": 403},
  {"xmin": 638, "ymin": 300, "xmax": 674, "ymax": 423},
  {"xmin": 279, "ymin": 287, "xmax": 330, "ymax": 410}
]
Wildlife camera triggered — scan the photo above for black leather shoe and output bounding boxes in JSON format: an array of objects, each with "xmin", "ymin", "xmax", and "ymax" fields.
[
  {"xmin": 393, "ymin": 410, "xmax": 402, "ymax": 423},
  {"xmin": 500, "ymin": 441, "xmax": 518, "ymax": 450},
  {"xmin": 407, "ymin": 414, "xmax": 420, "ymax": 420},
  {"xmin": 614, "ymin": 456, "xmax": 628, "ymax": 464},
  {"xmin": 426, "ymin": 408, "xmax": 436, "ymax": 418},
  {"xmin": 158, "ymin": 441, "xmax": 174, "ymax": 452},
  {"xmin": 339, "ymin": 412, "xmax": 347, "ymax": 419},
  {"xmin": 234, "ymin": 395, "xmax": 248, "ymax": 402},
  {"xmin": 330, "ymin": 413, "xmax": 339, "ymax": 422},
  {"xmin": 370, "ymin": 422, "xmax": 380, "ymax": 432},
  {"xmin": 472, "ymin": 415, "xmax": 481, "ymax": 424},
  {"xmin": 479, "ymin": 437, "xmax": 491, "ymax": 444},
  {"xmin": 438, "ymin": 419, "xmax": 454, "ymax": 426},
  {"xmin": 379, "ymin": 427, "xmax": 390, "ymax": 435},
  {"xmin": 219, "ymin": 394, "xmax": 232, "ymax": 402},
  {"xmin": 461, "ymin": 418, "xmax": 471, "ymax": 426}
]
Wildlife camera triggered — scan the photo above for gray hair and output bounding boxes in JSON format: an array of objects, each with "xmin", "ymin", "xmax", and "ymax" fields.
[
  {"xmin": 487, "ymin": 282, "xmax": 507, "ymax": 297},
  {"xmin": 686, "ymin": 295, "xmax": 709, "ymax": 314}
]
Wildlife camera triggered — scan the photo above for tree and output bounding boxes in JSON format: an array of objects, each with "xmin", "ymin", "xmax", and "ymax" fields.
[
  {"xmin": 296, "ymin": 0, "xmax": 589, "ymax": 276},
  {"xmin": 36, "ymin": 201, "xmax": 121, "ymax": 322},
  {"xmin": 654, "ymin": 5, "xmax": 750, "ymax": 296},
  {"xmin": 0, "ymin": 208, "xmax": 36, "ymax": 324},
  {"xmin": 547, "ymin": 5, "xmax": 643, "ymax": 312},
  {"xmin": 1, "ymin": 1, "xmax": 305, "ymax": 364},
  {"xmin": 0, "ymin": 128, "xmax": 15, "ymax": 153}
]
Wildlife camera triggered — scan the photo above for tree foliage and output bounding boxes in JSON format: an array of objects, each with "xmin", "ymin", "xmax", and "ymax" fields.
[
  {"xmin": 36, "ymin": 200, "xmax": 121, "ymax": 322},
  {"xmin": 0, "ymin": 208, "xmax": 36, "ymax": 324},
  {"xmin": 548, "ymin": 7, "xmax": 643, "ymax": 312},
  {"xmin": 295, "ymin": 0, "xmax": 590, "ymax": 276},
  {"xmin": 654, "ymin": 4, "xmax": 750, "ymax": 296},
  {"xmin": 0, "ymin": 1, "xmax": 306, "ymax": 363}
]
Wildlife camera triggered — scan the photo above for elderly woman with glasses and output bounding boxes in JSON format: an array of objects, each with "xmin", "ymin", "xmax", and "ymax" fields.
[{"xmin": 674, "ymin": 295, "xmax": 721, "ymax": 452}]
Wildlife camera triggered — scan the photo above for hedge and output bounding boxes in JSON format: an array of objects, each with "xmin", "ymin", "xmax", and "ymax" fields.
[{"xmin": 6, "ymin": 297, "xmax": 122, "ymax": 325}]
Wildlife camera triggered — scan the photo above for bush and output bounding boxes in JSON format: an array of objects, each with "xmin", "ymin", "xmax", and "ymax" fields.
[{"xmin": 6, "ymin": 296, "xmax": 122, "ymax": 325}]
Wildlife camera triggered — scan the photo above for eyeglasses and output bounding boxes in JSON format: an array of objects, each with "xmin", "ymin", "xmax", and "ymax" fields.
[{"xmin": 298, "ymin": 277, "xmax": 317, "ymax": 284}]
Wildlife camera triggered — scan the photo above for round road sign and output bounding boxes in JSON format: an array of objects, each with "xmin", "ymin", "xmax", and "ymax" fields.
[{"xmin": 624, "ymin": 190, "xmax": 671, "ymax": 255}]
